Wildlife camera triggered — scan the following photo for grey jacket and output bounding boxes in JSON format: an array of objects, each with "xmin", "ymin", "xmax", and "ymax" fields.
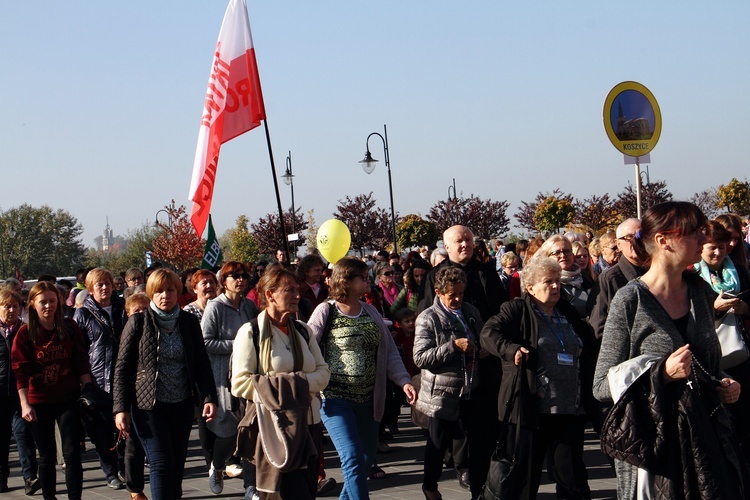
[
  {"xmin": 201, "ymin": 293, "xmax": 259, "ymax": 437},
  {"xmin": 414, "ymin": 296, "xmax": 483, "ymax": 421}
]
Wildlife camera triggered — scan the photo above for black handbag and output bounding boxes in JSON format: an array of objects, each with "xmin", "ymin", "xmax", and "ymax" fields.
[{"xmin": 480, "ymin": 360, "xmax": 527, "ymax": 500}]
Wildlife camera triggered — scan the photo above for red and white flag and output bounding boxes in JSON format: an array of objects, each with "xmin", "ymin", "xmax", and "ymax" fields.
[{"xmin": 189, "ymin": 0, "xmax": 266, "ymax": 237}]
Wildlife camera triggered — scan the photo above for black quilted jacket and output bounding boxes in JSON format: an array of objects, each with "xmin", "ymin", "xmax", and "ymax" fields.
[
  {"xmin": 601, "ymin": 357, "xmax": 747, "ymax": 499},
  {"xmin": 113, "ymin": 308, "xmax": 217, "ymax": 413}
]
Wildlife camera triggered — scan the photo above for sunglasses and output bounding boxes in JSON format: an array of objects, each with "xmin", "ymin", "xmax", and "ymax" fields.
[
  {"xmin": 381, "ymin": 272, "xmax": 394, "ymax": 277},
  {"xmin": 226, "ymin": 273, "xmax": 250, "ymax": 280}
]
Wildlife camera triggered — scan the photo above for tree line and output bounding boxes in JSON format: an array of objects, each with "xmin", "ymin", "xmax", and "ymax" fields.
[{"xmin": 2, "ymin": 177, "xmax": 748, "ymax": 278}]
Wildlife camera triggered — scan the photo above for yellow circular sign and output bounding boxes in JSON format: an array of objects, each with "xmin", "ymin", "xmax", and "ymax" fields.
[{"xmin": 603, "ymin": 81, "xmax": 661, "ymax": 157}]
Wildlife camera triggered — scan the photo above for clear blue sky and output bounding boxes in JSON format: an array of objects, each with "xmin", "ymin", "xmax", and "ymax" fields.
[{"xmin": 3, "ymin": 1, "xmax": 748, "ymax": 248}]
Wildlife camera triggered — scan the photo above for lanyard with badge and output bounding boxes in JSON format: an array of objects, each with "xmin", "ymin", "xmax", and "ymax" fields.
[{"xmin": 534, "ymin": 304, "xmax": 574, "ymax": 367}]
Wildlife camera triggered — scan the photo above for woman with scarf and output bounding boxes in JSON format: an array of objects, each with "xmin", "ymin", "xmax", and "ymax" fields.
[
  {"xmin": 592, "ymin": 231, "xmax": 620, "ymax": 276},
  {"xmin": 113, "ymin": 269, "xmax": 217, "ymax": 500},
  {"xmin": 231, "ymin": 264, "xmax": 330, "ymax": 499},
  {"xmin": 414, "ymin": 266, "xmax": 484, "ymax": 500},
  {"xmin": 695, "ymin": 219, "xmax": 750, "ymax": 461},
  {"xmin": 538, "ymin": 236, "xmax": 592, "ymax": 318},
  {"xmin": 0, "ymin": 288, "xmax": 38, "ymax": 494},
  {"xmin": 374, "ymin": 263, "xmax": 400, "ymax": 319}
]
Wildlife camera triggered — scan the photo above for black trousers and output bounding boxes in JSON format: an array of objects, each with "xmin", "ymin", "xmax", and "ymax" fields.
[
  {"xmin": 28, "ymin": 400, "xmax": 84, "ymax": 500},
  {"xmin": 506, "ymin": 414, "xmax": 590, "ymax": 500},
  {"xmin": 423, "ymin": 394, "xmax": 498, "ymax": 497},
  {"xmin": 259, "ymin": 423, "xmax": 321, "ymax": 500}
]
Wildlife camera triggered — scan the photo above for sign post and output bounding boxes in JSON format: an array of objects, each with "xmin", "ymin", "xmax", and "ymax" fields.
[{"xmin": 603, "ymin": 81, "xmax": 661, "ymax": 218}]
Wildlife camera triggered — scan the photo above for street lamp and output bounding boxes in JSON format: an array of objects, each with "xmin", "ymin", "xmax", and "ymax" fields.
[
  {"xmin": 154, "ymin": 209, "xmax": 172, "ymax": 229},
  {"xmin": 281, "ymin": 151, "xmax": 296, "ymax": 253},
  {"xmin": 359, "ymin": 124, "xmax": 397, "ymax": 254},
  {"xmin": 448, "ymin": 178, "xmax": 457, "ymax": 201}
]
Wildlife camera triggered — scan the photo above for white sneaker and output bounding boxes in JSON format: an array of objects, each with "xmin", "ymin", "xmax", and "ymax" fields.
[
  {"xmin": 245, "ymin": 486, "xmax": 260, "ymax": 500},
  {"xmin": 208, "ymin": 466, "xmax": 224, "ymax": 495}
]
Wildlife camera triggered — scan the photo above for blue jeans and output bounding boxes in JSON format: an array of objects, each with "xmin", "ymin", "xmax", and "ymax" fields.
[
  {"xmin": 132, "ymin": 399, "xmax": 194, "ymax": 500},
  {"xmin": 321, "ymin": 398, "xmax": 379, "ymax": 500},
  {"xmin": 0, "ymin": 398, "xmax": 37, "ymax": 482},
  {"xmin": 13, "ymin": 410, "xmax": 38, "ymax": 480}
]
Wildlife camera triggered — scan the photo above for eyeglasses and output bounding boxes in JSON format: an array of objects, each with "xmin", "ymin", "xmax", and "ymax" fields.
[
  {"xmin": 256, "ymin": 268, "xmax": 266, "ymax": 273},
  {"xmin": 226, "ymin": 273, "xmax": 250, "ymax": 280},
  {"xmin": 617, "ymin": 234, "xmax": 635, "ymax": 242},
  {"xmin": 381, "ymin": 272, "xmax": 393, "ymax": 277},
  {"xmin": 605, "ymin": 246, "xmax": 620, "ymax": 252},
  {"xmin": 549, "ymin": 249, "xmax": 573, "ymax": 257}
]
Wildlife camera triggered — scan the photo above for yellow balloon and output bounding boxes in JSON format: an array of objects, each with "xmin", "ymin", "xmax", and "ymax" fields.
[{"xmin": 317, "ymin": 219, "xmax": 351, "ymax": 264}]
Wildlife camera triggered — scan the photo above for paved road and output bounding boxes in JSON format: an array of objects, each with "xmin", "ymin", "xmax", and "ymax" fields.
[{"xmin": 2, "ymin": 408, "xmax": 617, "ymax": 499}]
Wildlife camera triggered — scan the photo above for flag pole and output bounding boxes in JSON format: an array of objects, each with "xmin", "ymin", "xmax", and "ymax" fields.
[{"xmin": 262, "ymin": 119, "xmax": 291, "ymax": 262}]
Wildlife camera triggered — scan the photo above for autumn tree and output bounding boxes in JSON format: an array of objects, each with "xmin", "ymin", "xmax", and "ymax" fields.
[
  {"xmin": 613, "ymin": 180, "xmax": 673, "ymax": 219},
  {"xmin": 1, "ymin": 204, "xmax": 86, "ymax": 278},
  {"xmin": 151, "ymin": 201, "xmax": 205, "ymax": 272},
  {"xmin": 396, "ymin": 214, "xmax": 440, "ymax": 249},
  {"xmin": 223, "ymin": 215, "xmax": 260, "ymax": 264},
  {"xmin": 333, "ymin": 193, "xmax": 393, "ymax": 255},
  {"xmin": 514, "ymin": 189, "xmax": 573, "ymax": 234},
  {"xmin": 426, "ymin": 195, "xmax": 510, "ymax": 239},
  {"xmin": 574, "ymin": 194, "xmax": 620, "ymax": 233},
  {"xmin": 690, "ymin": 188, "xmax": 720, "ymax": 219},
  {"xmin": 716, "ymin": 178, "xmax": 750, "ymax": 216},
  {"xmin": 251, "ymin": 207, "xmax": 308, "ymax": 256},
  {"xmin": 534, "ymin": 196, "xmax": 576, "ymax": 234},
  {"xmin": 304, "ymin": 209, "xmax": 319, "ymax": 251}
]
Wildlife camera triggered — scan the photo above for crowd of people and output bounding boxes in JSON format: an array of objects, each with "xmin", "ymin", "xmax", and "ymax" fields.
[{"xmin": 0, "ymin": 204, "xmax": 750, "ymax": 499}]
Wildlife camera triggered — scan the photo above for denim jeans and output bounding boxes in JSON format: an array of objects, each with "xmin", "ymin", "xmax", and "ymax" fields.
[
  {"xmin": 0, "ymin": 398, "xmax": 38, "ymax": 482},
  {"xmin": 13, "ymin": 410, "xmax": 38, "ymax": 480},
  {"xmin": 321, "ymin": 398, "xmax": 379, "ymax": 500},
  {"xmin": 28, "ymin": 400, "xmax": 84, "ymax": 500},
  {"xmin": 132, "ymin": 399, "xmax": 194, "ymax": 500}
]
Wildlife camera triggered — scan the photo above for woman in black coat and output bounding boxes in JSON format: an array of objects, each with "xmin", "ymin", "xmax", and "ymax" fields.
[
  {"xmin": 113, "ymin": 269, "xmax": 217, "ymax": 500},
  {"xmin": 480, "ymin": 255, "xmax": 595, "ymax": 500}
]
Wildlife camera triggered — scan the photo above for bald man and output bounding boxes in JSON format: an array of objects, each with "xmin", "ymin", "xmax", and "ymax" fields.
[
  {"xmin": 419, "ymin": 225, "xmax": 507, "ymax": 498},
  {"xmin": 421, "ymin": 226, "xmax": 507, "ymax": 320}
]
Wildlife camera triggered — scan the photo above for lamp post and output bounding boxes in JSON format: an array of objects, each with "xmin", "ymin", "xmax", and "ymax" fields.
[
  {"xmin": 281, "ymin": 151, "xmax": 296, "ymax": 255},
  {"xmin": 154, "ymin": 209, "xmax": 172, "ymax": 229},
  {"xmin": 448, "ymin": 178, "xmax": 457, "ymax": 201},
  {"xmin": 359, "ymin": 124, "xmax": 397, "ymax": 254}
]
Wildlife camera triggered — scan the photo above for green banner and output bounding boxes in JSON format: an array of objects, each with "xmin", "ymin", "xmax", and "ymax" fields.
[{"xmin": 201, "ymin": 215, "xmax": 223, "ymax": 270}]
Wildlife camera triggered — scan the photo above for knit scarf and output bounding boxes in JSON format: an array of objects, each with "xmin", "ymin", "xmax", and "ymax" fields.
[
  {"xmin": 380, "ymin": 282, "xmax": 399, "ymax": 306},
  {"xmin": 150, "ymin": 302, "xmax": 180, "ymax": 333},
  {"xmin": 695, "ymin": 257, "xmax": 740, "ymax": 294},
  {"xmin": 257, "ymin": 310, "xmax": 304, "ymax": 375},
  {"xmin": 560, "ymin": 265, "xmax": 584, "ymax": 289}
]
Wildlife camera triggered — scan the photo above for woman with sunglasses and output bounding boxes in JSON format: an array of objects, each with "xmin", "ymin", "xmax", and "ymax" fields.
[
  {"xmin": 200, "ymin": 262, "xmax": 259, "ymax": 495},
  {"xmin": 538, "ymin": 236, "xmax": 593, "ymax": 319},
  {"xmin": 592, "ymin": 231, "xmax": 620, "ymax": 276}
]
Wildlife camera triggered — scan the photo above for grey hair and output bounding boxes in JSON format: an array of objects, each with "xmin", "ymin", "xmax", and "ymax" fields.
[
  {"xmin": 430, "ymin": 248, "xmax": 449, "ymax": 267},
  {"xmin": 520, "ymin": 255, "xmax": 561, "ymax": 290},
  {"xmin": 434, "ymin": 266, "xmax": 467, "ymax": 294}
]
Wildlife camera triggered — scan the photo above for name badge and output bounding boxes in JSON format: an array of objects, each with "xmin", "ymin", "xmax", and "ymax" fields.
[{"xmin": 557, "ymin": 353, "xmax": 574, "ymax": 366}]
